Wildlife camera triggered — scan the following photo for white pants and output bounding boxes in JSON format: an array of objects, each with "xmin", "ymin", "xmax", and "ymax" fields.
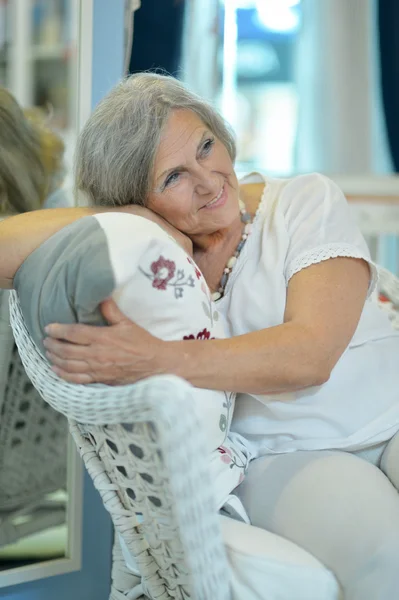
[{"xmin": 234, "ymin": 432, "xmax": 399, "ymax": 600}]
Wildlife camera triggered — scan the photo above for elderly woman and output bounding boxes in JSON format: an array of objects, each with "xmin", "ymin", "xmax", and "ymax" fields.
[{"xmin": 1, "ymin": 73, "xmax": 399, "ymax": 599}]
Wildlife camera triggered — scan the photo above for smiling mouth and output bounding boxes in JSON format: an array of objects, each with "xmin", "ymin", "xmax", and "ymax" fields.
[{"xmin": 203, "ymin": 184, "xmax": 225, "ymax": 209}]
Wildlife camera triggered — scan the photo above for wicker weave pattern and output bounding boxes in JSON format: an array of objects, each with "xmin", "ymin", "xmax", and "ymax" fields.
[
  {"xmin": 377, "ymin": 266, "xmax": 399, "ymax": 329},
  {"xmin": 9, "ymin": 290, "xmax": 231, "ymax": 600},
  {"xmin": 378, "ymin": 266, "xmax": 399, "ymax": 301},
  {"xmin": 111, "ymin": 535, "xmax": 143, "ymax": 600},
  {"xmin": 9, "ymin": 292, "xmax": 197, "ymax": 426},
  {"xmin": 8, "ymin": 266, "xmax": 399, "ymax": 598},
  {"xmin": 0, "ymin": 345, "xmax": 68, "ymax": 510},
  {"xmin": 0, "ymin": 290, "xmax": 67, "ymax": 547}
]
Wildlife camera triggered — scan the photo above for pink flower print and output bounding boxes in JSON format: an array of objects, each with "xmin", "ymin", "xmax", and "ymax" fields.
[
  {"xmin": 218, "ymin": 444, "xmax": 247, "ymax": 474},
  {"xmin": 218, "ymin": 446, "xmax": 233, "ymax": 465},
  {"xmin": 183, "ymin": 328, "xmax": 214, "ymax": 340},
  {"xmin": 187, "ymin": 256, "xmax": 202, "ymax": 280},
  {"xmin": 221, "ymin": 454, "xmax": 232, "ymax": 465},
  {"xmin": 150, "ymin": 256, "xmax": 176, "ymax": 290},
  {"xmin": 379, "ymin": 293, "xmax": 390, "ymax": 303},
  {"xmin": 197, "ymin": 328, "xmax": 211, "ymax": 340}
]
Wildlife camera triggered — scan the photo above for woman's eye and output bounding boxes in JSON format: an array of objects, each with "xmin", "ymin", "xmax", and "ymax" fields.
[
  {"xmin": 201, "ymin": 138, "xmax": 215, "ymax": 156},
  {"xmin": 164, "ymin": 172, "xmax": 180, "ymax": 188}
]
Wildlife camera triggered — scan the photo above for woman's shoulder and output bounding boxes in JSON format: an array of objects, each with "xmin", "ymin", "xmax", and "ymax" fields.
[
  {"xmin": 242, "ymin": 171, "xmax": 345, "ymax": 218},
  {"xmin": 239, "ymin": 171, "xmax": 284, "ymax": 217}
]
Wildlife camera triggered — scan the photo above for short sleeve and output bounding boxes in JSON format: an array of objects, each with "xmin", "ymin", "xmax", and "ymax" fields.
[{"xmin": 281, "ymin": 173, "xmax": 378, "ymax": 296}]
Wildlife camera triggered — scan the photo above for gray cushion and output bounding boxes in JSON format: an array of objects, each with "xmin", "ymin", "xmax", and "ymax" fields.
[{"xmin": 14, "ymin": 216, "xmax": 114, "ymax": 355}]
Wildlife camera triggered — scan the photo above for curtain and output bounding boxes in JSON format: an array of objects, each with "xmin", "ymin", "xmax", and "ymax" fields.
[
  {"xmin": 180, "ymin": 0, "xmax": 219, "ymax": 100},
  {"xmin": 295, "ymin": 0, "xmax": 374, "ymax": 174},
  {"xmin": 128, "ymin": 0, "xmax": 185, "ymax": 76},
  {"xmin": 378, "ymin": 0, "xmax": 399, "ymax": 172}
]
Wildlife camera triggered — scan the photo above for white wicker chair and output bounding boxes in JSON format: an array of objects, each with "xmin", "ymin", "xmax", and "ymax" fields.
[
  {"xmin": 8, "ymin": 290, "xmax": 231, "ymax": 600},
  {"xmin": 7, "ymin": 266, "xmax": 399, "ymax": 598},
  {"xmin": 377, "ymin": 266, "xmax": 399, "ymax": 326},
  {"xmin": 0, "ymin": 290, "xmax": 68, "ymax": 549}
]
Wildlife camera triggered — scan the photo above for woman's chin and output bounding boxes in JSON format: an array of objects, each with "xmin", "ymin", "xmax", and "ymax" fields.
[{"xmin": 200, "ymin": 213, "xmax": 240, "ymax": 237}]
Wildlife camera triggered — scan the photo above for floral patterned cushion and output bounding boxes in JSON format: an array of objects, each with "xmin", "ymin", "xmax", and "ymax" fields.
[{"xmin": 15, "ymin": 212, "xmax": 248, "ymax": 509}]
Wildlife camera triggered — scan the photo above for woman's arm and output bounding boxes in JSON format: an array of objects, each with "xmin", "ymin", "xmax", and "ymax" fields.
[
  {"xmin": 0, "ymin": 204, "xmax": 162, "ymax": 288},
  {"xmin": 43, "ymin": 256, "xmax": 370, "ymax": 393},
  {"xmin": 177, "ymin": 256, "xmax": 370, "ymax": 393},
  {"xmin": 0, "ymin": 208, "xmax": 100, "ymax": 287}
]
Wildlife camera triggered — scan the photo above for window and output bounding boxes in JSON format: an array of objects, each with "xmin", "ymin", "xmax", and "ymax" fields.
[{"xmin": 217, "ymin": 0, "xmax": 301, "ymax": 176}]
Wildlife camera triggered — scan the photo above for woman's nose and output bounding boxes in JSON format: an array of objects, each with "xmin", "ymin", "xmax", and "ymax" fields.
[{"xmin": 194, "ymin": 168, "xmax": 220, "ymax": 196}]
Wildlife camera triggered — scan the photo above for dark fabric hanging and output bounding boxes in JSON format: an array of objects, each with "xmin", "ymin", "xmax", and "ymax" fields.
[
  {"xmin": 378, "ymin": 0, "xmax": 399, "ymax": 171},
  {"xmin": 128, "ymin": 0, "xmax": 185, "ymax": 77}
]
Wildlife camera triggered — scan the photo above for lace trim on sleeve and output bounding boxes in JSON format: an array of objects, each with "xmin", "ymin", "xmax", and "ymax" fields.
[{"xmin": 285, "ymin": 242, "xmax": 378, "ymax": 297}]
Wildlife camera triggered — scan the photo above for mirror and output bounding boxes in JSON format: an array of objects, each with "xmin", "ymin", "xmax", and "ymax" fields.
[{"xmin": 0, "ymin": 0, "xmax": 87, "ymax": 585}]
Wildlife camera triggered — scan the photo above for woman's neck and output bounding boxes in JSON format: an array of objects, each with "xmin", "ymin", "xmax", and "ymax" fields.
[
  {"xmin": 191, "ymin": 211, "xmax": 242, "ymax": 253},
  {"xmin": 192, "ymin": 214, "xmax": 244, "ymax": 292},
  {"xmin": 192, "ymin": 181, "xmax": 266, "ymax": 292}
]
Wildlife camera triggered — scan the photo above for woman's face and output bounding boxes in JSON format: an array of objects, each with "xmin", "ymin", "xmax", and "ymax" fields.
[{"xmin": 147, "ymin": 109, "xmax": 240, "ymax": 237}]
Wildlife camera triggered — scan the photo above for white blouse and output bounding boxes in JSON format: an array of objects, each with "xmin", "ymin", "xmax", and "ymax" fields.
[{"xmin": 218, "ymin": 172, "xmax": 399, "ymax": 458}]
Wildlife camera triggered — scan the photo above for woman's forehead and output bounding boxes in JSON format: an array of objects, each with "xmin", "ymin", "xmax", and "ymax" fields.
[
  {"xmin": 154, "ymin": 110, "xmax": 209, "ymax": 171},
  {"xmin": 162, "ymin": 110, "xmax": 207, "ymax": 148}
]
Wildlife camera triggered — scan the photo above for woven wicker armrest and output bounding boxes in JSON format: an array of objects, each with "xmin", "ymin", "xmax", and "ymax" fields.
[
  {"xmin": 378, "ymin": 266, "xmax": 399, "ymax": 305},
  {"xmin": 0, "ymin": 290, "xmax": 67, "ymax": 549},
  {"xmin": 376, "ymin": 266, "xmax": 399, "ymax": 330},
  {"xmin": 9, "ymin": 288, "xmax": 193, "ymax": 425},
  {"xmin": 9, "ymin": 290, "xmax": 232, "ymax": 600}
]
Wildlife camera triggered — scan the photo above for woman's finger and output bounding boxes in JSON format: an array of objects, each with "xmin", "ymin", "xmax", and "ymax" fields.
[
  {"xmin": 46, "ymin": 351, "xmax": 91, "ymax": 373},
  {"xmin": 44, "ymin": 322, "xmax": 98, "ymax": 344},
  {"xmin": 101, "ymin": 298, "xmax": 127, "ymax": 325},
  {"xmin": 51, "ymin": 365, "xmax": 94, "ymax": 384},
  {"xmin": 43, "ymin": 336, "xmax": 92, "ymax": 359}
]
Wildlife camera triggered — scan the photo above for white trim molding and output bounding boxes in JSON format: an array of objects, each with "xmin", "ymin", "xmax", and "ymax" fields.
[{"xmin": 0, "ymin": 0, "xmax": 91, "ymax": 587}]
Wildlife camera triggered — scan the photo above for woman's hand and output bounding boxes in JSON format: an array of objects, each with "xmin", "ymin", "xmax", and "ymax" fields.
[
  {"xmin": 43, "ymin": 298, "xmax": 168, "ymax": 385},
  {"xmin": 43, "ymin": 257, "xmax": 370, "ymax": 392}
]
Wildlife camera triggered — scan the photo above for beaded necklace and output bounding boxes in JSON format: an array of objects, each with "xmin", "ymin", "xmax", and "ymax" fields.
[{"xmin": 211, "ymin": 203, "xmax": 253, "ymax": 301}]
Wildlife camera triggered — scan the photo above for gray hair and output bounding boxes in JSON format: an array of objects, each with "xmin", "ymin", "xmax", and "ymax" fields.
[{"xmin": 74, "ymin": 73, "xmax": 236, "ymax": 207}]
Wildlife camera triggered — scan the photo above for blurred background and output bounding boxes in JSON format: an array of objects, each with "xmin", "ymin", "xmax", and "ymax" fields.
[
  {"xmin": 1, "ymin": 0, "xmax": 397, "ymax": 265},
  {"xmin": 0, "ymin": 0, "xmax": 77, "ymax": 191},
  {"xmin": 0, "ymin": 0, "xmax": 74, "ymax": 574},
  {"xmin": 0, "ymin": 0, "xmax": 397, "ymax": 596},
  {"xmin": 128, "ymin": 0, "xmax": 396, "ymax": 176},
  {"xmin": 128, "ymin": 0, "xmax": 399, "ymax": 272}
]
